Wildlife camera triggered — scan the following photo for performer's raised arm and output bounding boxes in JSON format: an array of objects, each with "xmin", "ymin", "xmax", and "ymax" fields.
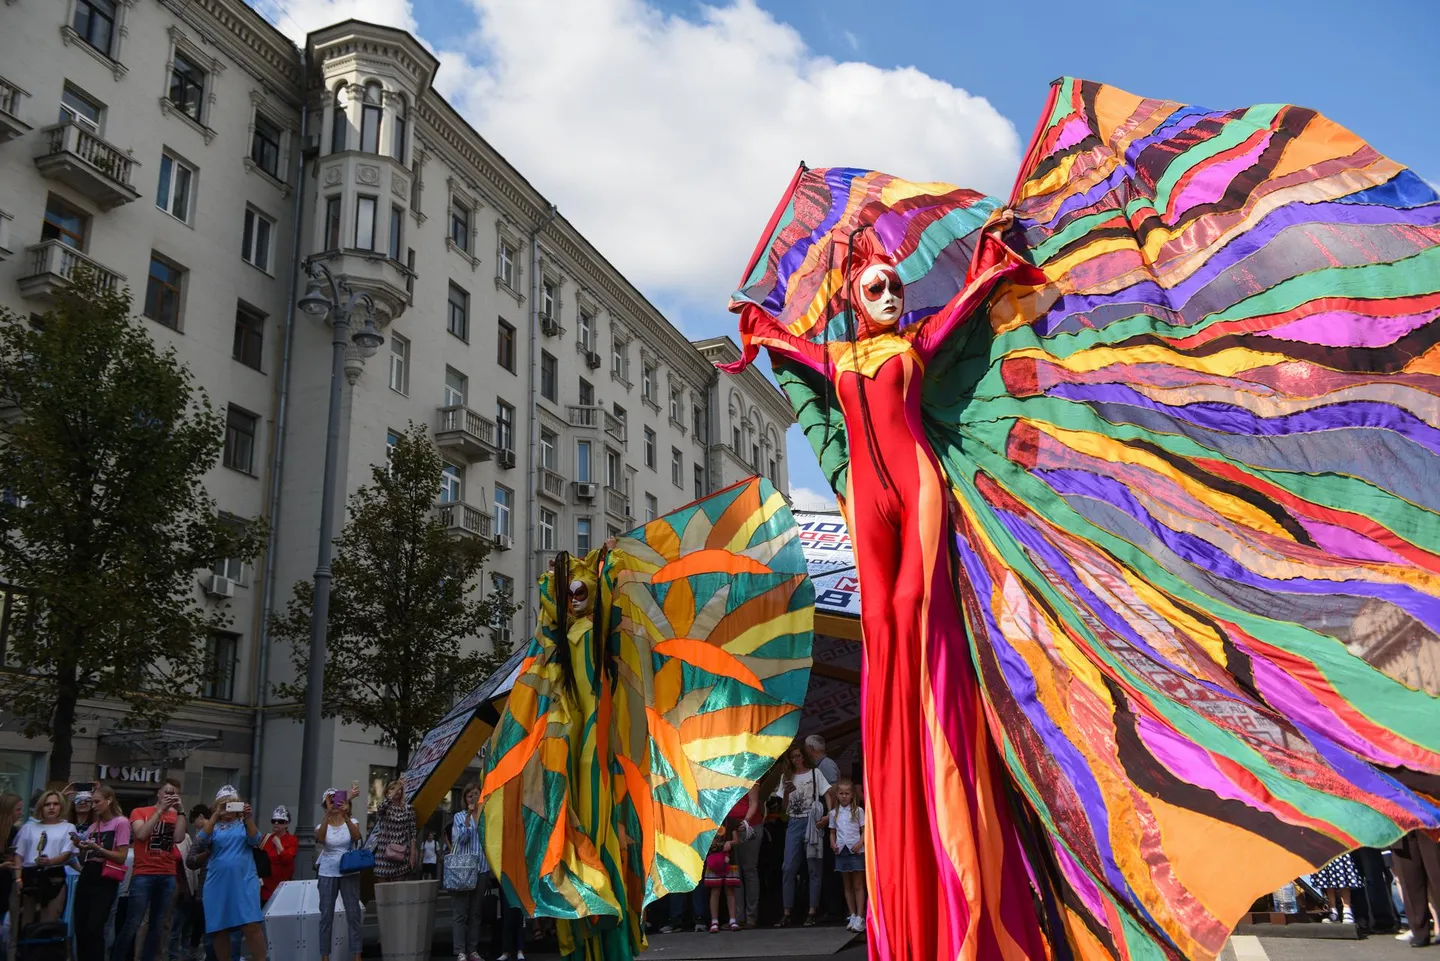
[{"xmin": 716, "ymin": 303, "xmax": 832, "ymax": 377}]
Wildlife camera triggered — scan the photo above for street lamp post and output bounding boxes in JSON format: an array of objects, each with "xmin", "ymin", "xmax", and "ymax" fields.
[{"xmin": 292, "ymin": 259, "xmax": 384, "ymax": 877}]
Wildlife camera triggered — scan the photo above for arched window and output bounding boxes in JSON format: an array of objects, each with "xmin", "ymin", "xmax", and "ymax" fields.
[
  {"xmin": 392, "ymin": 93, "xmax": 407, "ymax": 164},
  {"xmin": 360, "ymin": 81, "xmax": 383, "ymax": 154},
  {"xmin": 330, "ymin": 82, "xmax": 349, "ymax": 153}
]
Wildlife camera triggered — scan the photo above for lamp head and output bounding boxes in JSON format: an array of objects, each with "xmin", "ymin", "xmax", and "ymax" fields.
[
  {"xmin": 352, "ymin": 317, "xmax": 384, "ymax": 357},
  {"xmin": 298, "ymin": 280, "xmax": 331, "ymax": 318}
]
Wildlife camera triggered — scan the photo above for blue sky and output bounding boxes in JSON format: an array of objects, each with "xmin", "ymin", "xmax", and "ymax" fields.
[{"xmin": 325, "ymin": 0, "xmax": 1440, "ymax": 502}]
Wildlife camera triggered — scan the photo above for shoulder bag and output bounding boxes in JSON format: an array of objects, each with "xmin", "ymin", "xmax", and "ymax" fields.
[{"xmin": 443, "ymin": 815, "xmax": 480, "ymax": 892}]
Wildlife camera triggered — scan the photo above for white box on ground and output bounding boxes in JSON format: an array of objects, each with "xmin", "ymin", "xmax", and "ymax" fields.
[{"xmin": 264, "ymin": 879, "xmax": 365, "ymax": 960}]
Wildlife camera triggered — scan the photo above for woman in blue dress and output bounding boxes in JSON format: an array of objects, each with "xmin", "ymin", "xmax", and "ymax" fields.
[{"xmin": 192, "ymin": 785, "xmax": 267, "ymax": 961}]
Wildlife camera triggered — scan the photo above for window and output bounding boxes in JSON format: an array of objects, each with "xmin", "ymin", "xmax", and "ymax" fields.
[
  {"xmin": 578, "ymin": 378, "xmax": 594, "ymax": 407},
  {"xmin": 578, "ymin": 310, "xmax": 593, "ymax": 352},
  {"xmin": 447, "ymin": 283, "xmax": 469, "ymax": 341},
  {"xmin": 641, "ymin": 364, "xmax": 655, "ymax": 403},
  {"xmin": 644, "ymin": 428, "xmax": 656, "ymax": 469},
  {"xmin": 232, "ymin": 303, "xmax": 264, "ymax": 371},
  {"xmin": 541, "ymin": 282, "xmax": 556, "ymax": 322},
  {"xmin": 449, "ymin": 197, "xmax": 469, "ymax": 253},
  {"xmin": 645, "ymin": 493, "xmax": 658, "ymax": 521},
  {"xmin": 613, "ymin": 403, "xmax": 627, "ymax": 440},
  {"xmin": 212, "ymin": 554, "xmax": 246, "ymax": 584},
  {"xmin": 250, "ymin": 114, "xmax": 281, "ymax": 178},
  {"xmin": 443, "ymin": 368, "xmax": 466, "ymax": 408},
  {"xmin": 576, "ymin": 440, "xmax": 592, "ymax": 483},
  {"xmin": 388, "ymin": 334, "xmax": 409, "ymax": 395},
  {"xmin": 576, "ymin": 517, "xmax": 592, "ymax": 553},
  {"xmin": 769, "ymin": 457, "xmax": 778, "ymax": 481},
  {"xmin": 354, "ymin": 194, "xmax": 377, "ymax": 250},
  {"xmin": 496, "ymin": 401, "xmax": 515, "ymax": 454},
  {"xmin": 223, "ymin": 405, "xmax": 257, "ymax": 473},
  {"xmin": 392, "ymin": 94, "xmax": 407, "ymax": 164},
  {"xmin": 694, "ymin": 464, "xmax": 705, "ymax": 500},
  {"xmin": 752, "ymin": 443, "xmax": 760, "ymax": 467},
  {"xmin": 59, "ymin": 85, "xmax": 102, "ymax": 131},
  {"xmin": 540, "ymin": 351, "xmax": 557, "ymax": 402},
  {"xmin": 498, "ymin": 242, "xmax": 515, "ymax": 288},
  {"xmin": 606, "ymin": 449, "xmax": 621, "ymax": 489},
  {"xmin": 497, "ymin": 319, "xmax": 516, "ymax": 372},
  {"xmin": 540, "ymin": 428, "xmax": 557, "ymax": 469},
  {"xmin": 330, "ymin": 83, "xmax": 348, "ymax": 153},
  {"xmin": 692, "ymin": 404, "xmax": 704, "ymax": 440},
  {"xmin": 611, "ymin": 341, "xmax": 624, "ymax": 378},
  {"xmin": 155, "ymin": 153, "xmax": 193, "ymax": 222},
  {"xmin": 72, "ymin": 0, "xmax": 117, "ymax": 56},
  {"xmin": 41, "ymin": 195, "xmax": 88, "ymax": 250},
  {"xmin": 388, "ymin": 205, "xmax": 403, "ymax": 262},
  {"xmin": 323, "ymin": 196, "xmax": 342, "ymax": 250},
  {"xmin": 732, "ymin": 424, "xmax": 742, "ymax": 451},
  {"xmin": 201, "ymin": 633, "xmax": 238, "ymax": 701},
  {"xmin": 671, "ymin": 448, "xmax": 682, "ymax": 488},
  {"xmin": 143, "ymin": 254, "xmax": 184, "ymax": 330},
  {"xmin": 539, "ymin": 508, "xmax": 556, "ymax": 550},
  {"xmin": 386, "ymin": 429, "xmax": 401, "ymax": 462},
  {"xmin": 360, "ymin": 81, "xmax": 383, "ymax": 154},
  {"xmin": 440, "ymin": 464, "xmax": 462, "ymax": 503},
  {"xmin": 495, "ymin": 485, "xmax": 513, "ymax": 537},
  {"xmin": 168, "ymin": 51, "xmax": 206, "ymax": 122},
  {"xmin": 491, "ymin": 573, "xmax": 514, "ymax": 643},
  {"xmin": 241, "ymin": 207, "xmax": 273, "ymax": 271}
]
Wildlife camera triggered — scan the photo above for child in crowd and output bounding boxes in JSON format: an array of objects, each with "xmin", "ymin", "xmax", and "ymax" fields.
[
  {"xmin": 829, "ymin": 779, "xmax": 866, "ymax": 933},
  {"xmin": 702, "ymin": 826, "xmax": 741, "ymax": 932}
]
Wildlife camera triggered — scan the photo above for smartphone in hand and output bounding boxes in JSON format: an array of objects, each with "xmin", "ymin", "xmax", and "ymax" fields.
[{"xmin": 225, "ymin": 801, "xmax": 245, "ymax": 814}]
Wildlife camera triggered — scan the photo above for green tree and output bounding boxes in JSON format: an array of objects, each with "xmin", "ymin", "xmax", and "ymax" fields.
[
  {"xmin": 0, "ymin": 273, "xmax": 264, "ymax": 779},
  {"xmin": 271, "ymin": 423, "xmax": 518, "ymax": 769}
]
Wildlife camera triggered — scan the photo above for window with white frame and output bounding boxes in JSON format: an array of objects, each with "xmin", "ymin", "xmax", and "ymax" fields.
[
  {"xmin": 498, "ymin": 241, "xmax": 516, "ymax": 289},
  {"xmin": 611, "ymin": 338, "xmax": 627, "ymax": 380},
  {"xmin": 355, "ymin": 194, "xmax": 378, "ymax": 250},
  {"xmin": 644, "ymin": 428, "xmax": 656, "ymax": 469},
  {"xmin": 606, "ymin": 449, "xmax": 621, "ymax": 489},
  {"xmin": 443, "ymin": 368, "xmax": 467, "ymax": 408},
  {"xmin": 578, "ymin": 310, "xmax": 593, "ymax": 352},
  {"xmin": 388, "ymin": 334, "xmax": 409, "ymax": 395},
  {"xmin": 641, "ymin": 363, "xmax": 655, "ymax": 403},
  {"xmin": 439, "ymin": 463, "xmax": 463, "ymax": 504},
  {"xmin": 449, "ymin": 195, "xmax": 470, "ymax": 253},
  {"xmin": 576, "ymin": 517, "xmax": 593, "ymax": 554},
  {"xmin": 155, "ymin": 152, "xmax": 194, "ymax": 223},
  {"xmin": 496, "ymin": 401, "xmax": 515, "ymax": 454},
  {"xmin": 241, "ymin": 207, "xmax": 273, "ymax": 272},
  {"xmin": 60, "ymin": 84, "xmax": 103, "ymax": 133},
  {"xmin": 670, "ymin": 386, "xmax": 682, "ymax": 423},
  {"xmin": 360, "ymin": 81, "xmax": 383, "ymax": 154},
  {"xmin": 541, "ymin": 281, "xmax": 556, "ymax": 322},
  {"xmin": 645, "ymin": 493, "xmax": 658, "ymax": 521},
  {"xmin": 540, "ymin": 428, "xmax": 557, "ymax": 470},
  {"xmin": 385, "ymin": 429, "xmax": 401, "ymax": 463},
  {"xmin": 494, "ymin": 485, "xmax": 513, "ymax": 538},
  {"xmin": 211, "ymin": 555, "xmax": 247, "ymax": 586},
  {"xmin": 539, "ymin": 508, "xmax": 556, "ymax": 550},
  {"xmin": 671, "ymin": 448, "xmax": 682, "ymax": 488},
  {"xmin": 576, "ymin": 440, "xmax": 592, "ymax": 483}
]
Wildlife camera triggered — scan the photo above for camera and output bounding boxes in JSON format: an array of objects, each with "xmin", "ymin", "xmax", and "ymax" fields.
[{"xmin": 225, "ymin": 801, "xmax": 245, "ymax": 814}]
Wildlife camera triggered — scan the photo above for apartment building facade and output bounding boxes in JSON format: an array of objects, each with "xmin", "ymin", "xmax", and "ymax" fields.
[{"xmin": 0, "ymin": 0, "xmax": 793, "ymax": 819}]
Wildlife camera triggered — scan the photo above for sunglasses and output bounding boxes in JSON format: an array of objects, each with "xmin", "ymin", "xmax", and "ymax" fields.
[{"xmin": 271, "ymin": 819, "xmax": 288, "ymax": 824}]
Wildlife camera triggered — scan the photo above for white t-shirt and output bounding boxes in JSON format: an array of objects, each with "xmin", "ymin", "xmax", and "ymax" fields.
[
  {"xmin": 776, "ymin": 769, "xmax": 831, "ymax": 821},
  {"xmin": 422, "ymin": 840, "xmax": 437, "ymax": 865},
  {"xmin": 316, "ymin": 820, "xmax": 358, "ymax": 878},
  {"xmin": 832, "ymin": 805, "xmax": 864, "ymax": 851},
  {"xmin": 16, "ymin": 820, "xmax": 77, "ymax": 868}
]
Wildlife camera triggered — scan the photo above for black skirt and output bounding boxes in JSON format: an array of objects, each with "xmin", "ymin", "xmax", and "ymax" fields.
[{"xmin": 21, "ymin": 865, "xmax": 68, "ymax": 904}]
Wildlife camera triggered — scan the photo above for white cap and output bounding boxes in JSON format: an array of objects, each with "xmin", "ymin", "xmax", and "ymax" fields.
[
  {"xmin": 213, "ymin": 784, "xmax": 240, "ymax": 802},
  {"xmin": 271, "ymin": 806, "xmax": 290, "ymax": 822},
  {"xmin": 73, "ymin": 791, "xmax": 94, "ymax": 804}
]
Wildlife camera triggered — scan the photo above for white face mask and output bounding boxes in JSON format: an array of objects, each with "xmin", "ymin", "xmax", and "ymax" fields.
[
  {"xmin": 568, "ymin": 580, "xmax": 591, "ymax": 616},
  {"xmin": 857, "ymin": 264, "xmax": 903, "ymax": 327}
]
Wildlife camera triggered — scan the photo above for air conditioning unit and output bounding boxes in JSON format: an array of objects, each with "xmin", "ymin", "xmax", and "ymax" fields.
[
  {"xmin": 493, "ymin": 533, "xmax": 514, "ymax": 551},
  {"xmin": 540, "ymin": 316, "xmax": 560, "ymax": 337},
  {"xmin": 574, "ymin": 482, "xmax": 597, "ymax": 500},
  {"xmin": 498, "ymin": 449, "xmax": 516, "ymax": 469},
  {"xmin": 206, "ymin": 575, "xmax": 235, "ymax": 599},
  {"xmin": 585, "ymin": 350, "xmax": 602, "ymax": 370}
]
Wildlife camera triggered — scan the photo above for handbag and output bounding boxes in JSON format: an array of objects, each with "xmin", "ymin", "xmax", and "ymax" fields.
[
  {"xmin": 339, "ymin": 845, "xmax": 375, "ymax": 875},
  {"xmin": 381, "ymin": 841, "xmax": 410, "ymax": 864},
  {"xmin": 253, "ymin": 845, "xmax": 272, "ymax": 878},
  {"xmin": 443, "ymin": 852, "xmax": 481, "ymax": 892}
]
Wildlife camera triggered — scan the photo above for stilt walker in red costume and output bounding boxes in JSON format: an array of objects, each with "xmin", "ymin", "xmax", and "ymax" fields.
[{"xmin": 720, "ymin": 78, "xmax": 1440, "ymax": 961}]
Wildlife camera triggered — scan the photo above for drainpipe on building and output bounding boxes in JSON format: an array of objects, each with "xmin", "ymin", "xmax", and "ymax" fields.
[
  {"xmin": 523, "ymin": 204, "xmax": 559, "ymax": 637},
  {"xmin": 250, "ymin": 104, "xmax": 309, "ymax": 804}
]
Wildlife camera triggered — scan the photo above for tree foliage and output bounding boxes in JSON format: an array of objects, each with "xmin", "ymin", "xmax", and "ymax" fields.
[
  {"xmin": 0, "ymin": 272, "xmax": 264, "ymax": 779},
  {"xmin": 271, "ymin": 423, "xmax": 518, "ymax": 769}
]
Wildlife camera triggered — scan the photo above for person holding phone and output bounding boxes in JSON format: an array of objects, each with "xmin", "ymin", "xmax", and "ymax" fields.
[
  {"xmin": 72, "ymin": 785, "xmax": 130, "ymax": 958},
  {"xmin": 113, "ymin": 777, "xmax": 187, "ymax": 961},
  {"xmin": 372, "ymin": 778, "xmax": 417, "ymax": 884},
  {"xmin": 317, "ymin": 783, "xmax": 363, "ymax": 961},
  {"xmin": 14, "ymin": 790, "xmax": 77, "ymax": 926},
  {"xmin": 191, "ymin": 785, "xmax": 266, "ymax": 961}
]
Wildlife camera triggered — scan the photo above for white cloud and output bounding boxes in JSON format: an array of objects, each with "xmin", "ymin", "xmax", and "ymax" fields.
[{"xmin": 789, "ymin": 486, "xmax": 838, "ymax": 513}]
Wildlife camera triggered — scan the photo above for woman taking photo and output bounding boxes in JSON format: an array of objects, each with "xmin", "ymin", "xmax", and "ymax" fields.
[
  {"xmin": 449, "ymin": 782, "xmax": 487, "ymax": 961},
  {"xmin": 190, "ymin": 785, "xmax": 266, "ymax": 961},
  {"xmin": 317, "ymin": 784, "xmax": 363, "ymax": 961},
  {"xmin": 772, "ymin": 745, "xmax": 829, "ymax": 928},
  {"xmin": 14, "ymin": 790, "xmax": 77, "ymax": 926},
  {"xmin": 372, "ymin": 778, "xmax": 417, "ymax": 883},
  {"xmin": 73, "ymin": 786, "xmax": 130, "ymax": 958}
]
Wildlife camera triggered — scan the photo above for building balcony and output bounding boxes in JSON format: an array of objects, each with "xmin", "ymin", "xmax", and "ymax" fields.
[
  {"xmin": 435, "ymin": 405, "xmax": 498, "ymax": 463},
  {"xmin": 432, "ymin": 500, "xmax": 492, "ymax": 540},
  {"xmin": 17, "ymin": 240, "xmax": 125, "ymax": 301},
  {"xmin": 603, "ymin": 486, "xmax": 631, "ymax": 523},
  {"xmin": 567, "ymin": 405, "xmax": 600, "ymax": 430},
  {"xmin": 34, "ymin": 122, "xmax": 141, "ymax": 209},
  {"xmin": 537, "ymin": 467, "xmax": 567, "ymax": 503},
  {"xmin": 0, "ymin": 76, "xmax": 33, "ymax": 143}
]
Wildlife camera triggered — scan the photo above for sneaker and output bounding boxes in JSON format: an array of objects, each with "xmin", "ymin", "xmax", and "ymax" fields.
[
  {"xmin": 517, "ymin": 954, "xmax": 526, "ymax": 961},
  {"xmin": 658, "ymin": 925, "xmax": 678, "ymax": 934},
  {"xmin": 858, "ymin": 915, "xmax": 866, "ymax": 932},
  {"xmin": 1398, "ymin": 931, "xmax": 1414, "ymax": 941},
  {"xmin": 846, "ymin": 915, "xmax": 858, "ymax": 932},
  {"xmin": 1322, "ymin": 910, "xmax": 1338, "ymax": 924},
  {"xmin": 694, "ymin": 923, "xmax": 707, "ymax": 933}
]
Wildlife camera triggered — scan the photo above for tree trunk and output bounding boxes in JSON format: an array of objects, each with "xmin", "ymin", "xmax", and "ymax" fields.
[
  {"xmin": 50, "ymin": 664, "xmax": 80, "ymax": 783},
  {"xmin": 394, "ymin": 729, "xmax": 411, "ymax": 773}
]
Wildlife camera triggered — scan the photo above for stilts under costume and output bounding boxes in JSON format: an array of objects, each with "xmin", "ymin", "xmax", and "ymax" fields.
[
  {"xmin": 480, "ymin": 477, "xmax": 814, "ymax": 960},
  {"xmin": 720, "ymin": 78, "xmax": 1440, "ymax": 961}
]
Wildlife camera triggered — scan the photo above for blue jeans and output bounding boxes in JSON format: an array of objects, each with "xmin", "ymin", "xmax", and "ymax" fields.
[
  {"xmin": 780, "ymin": 818, "xmax": 821, "ymax": 913},
  {"xmin": 112, "ymin": 874, "xmax": 176, "ymax": 961}
]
